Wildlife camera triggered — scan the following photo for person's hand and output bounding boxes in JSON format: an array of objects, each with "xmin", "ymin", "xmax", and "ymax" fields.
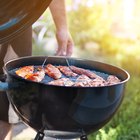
[{"xmin": 55, "ymin": 29, "xmax": 74, "ymax": 56}]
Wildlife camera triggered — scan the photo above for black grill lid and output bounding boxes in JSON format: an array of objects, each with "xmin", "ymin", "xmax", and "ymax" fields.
[{"xmin": 0, "ymin": 0, "xmax": 52, "ymax": 43}]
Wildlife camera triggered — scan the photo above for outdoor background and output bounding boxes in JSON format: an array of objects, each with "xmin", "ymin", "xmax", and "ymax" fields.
[{"xmin": 13, "ymin": 0, "xmax": 140, "ymax": 140}]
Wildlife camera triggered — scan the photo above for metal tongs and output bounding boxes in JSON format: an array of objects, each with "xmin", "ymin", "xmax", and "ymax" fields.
[
  {"xmin": 41, "ymin": 57, "xmax": 48, "ymax": 69},
  {"xmin": 65, "ymin": 57, "xmax": 72, "ymax": 70}
]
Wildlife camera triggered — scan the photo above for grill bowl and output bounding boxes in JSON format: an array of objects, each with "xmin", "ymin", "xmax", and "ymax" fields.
[{"xmin": 3, "ymin": 56, "xmax": 129, "ymax": 135}]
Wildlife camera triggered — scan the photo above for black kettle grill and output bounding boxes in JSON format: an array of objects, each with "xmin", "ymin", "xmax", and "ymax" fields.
[{"xmin": 0, "ymin": 56, "xmax": 130, "ymax": 140}]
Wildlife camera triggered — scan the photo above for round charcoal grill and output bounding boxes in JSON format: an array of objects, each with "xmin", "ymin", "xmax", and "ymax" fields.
[{"xmin": 0, "ymin": 56, "xmax": 130, "ymax": 140}]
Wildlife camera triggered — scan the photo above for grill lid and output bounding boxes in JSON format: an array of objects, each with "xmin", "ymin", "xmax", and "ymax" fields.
[{"xmin": 0, "ymin": 0, "xmax": 52, "ymax": 43}]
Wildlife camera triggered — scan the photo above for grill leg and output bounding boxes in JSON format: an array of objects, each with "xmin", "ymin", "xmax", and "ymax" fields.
[
  {"xmin": 80, "ymin": 134, "xmax": 88, "ymax": 140},
  {"xmin": 34, "ymin": 131, "xmax": 45, "ymax": 140}
]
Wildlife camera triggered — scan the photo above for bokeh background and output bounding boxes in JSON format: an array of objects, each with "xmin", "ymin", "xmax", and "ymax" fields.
[{"xmin": 13, "ymin": 0, "xmax": 140, "ymax": 139}]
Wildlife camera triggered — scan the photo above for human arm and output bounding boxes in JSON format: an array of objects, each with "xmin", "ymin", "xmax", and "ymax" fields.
[{"xmin": 49, "ymin": 0, "xmax": 74, "ymax": 56}]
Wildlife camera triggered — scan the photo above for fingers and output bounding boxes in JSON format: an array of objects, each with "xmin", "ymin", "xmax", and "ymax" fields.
[
  {"xmin": 56, "ymin": 40, "xmax": 67, "ymax": 56},
  {"xmin": 56, "ymin": 40, "xmax": 74, "ymax": 56},
  {"xmin": 55, "ymin": 32, "xmax": 74, "ymax": 56},
  {"xmin": 66, "ymin": 39, "xmax": 74, "ymax": 56},
  {"xmin": 56, "ymin": 49, "xmax": 67, "ymax": 56}
]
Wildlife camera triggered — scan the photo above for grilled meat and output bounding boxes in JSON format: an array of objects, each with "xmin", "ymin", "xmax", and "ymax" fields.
[
  {"xmin": 48, "ymin": 78, "xmax": 74, "ymax": 86},
  {"xmin": 45, "ymin": 64, "xmax": 62, "ymax": 80},
  {"xmin": 74, "ymin": 75, "xmax": 106, "ymax": 87},
  {"xmin": 89, "ymin": 77, "xmax": 107, "ymax": 87},
  {"xmin": 15, "ymin": 64, "xmax": 121, "ymax": 87},
  {"xmin": 15, "ymin": 66, "xmax": 34, "ymax": 78},
  {"xmin": 74, "ymin": 75, "xmax": 92, "ymax": 87},
  {"xmin": 107, "ymin": 75, "xmax": 121, "ymax": 85},
  {"xmin": 70, "ymin": 66, "xmax": 100, "ymax": 79},
  {"xmin": 25, "ymin": 69, "xmax": 45, "ymax": 82},
  {"xmin": 57, "ymin": 66, "xmax": 78, "ymax": 77}
]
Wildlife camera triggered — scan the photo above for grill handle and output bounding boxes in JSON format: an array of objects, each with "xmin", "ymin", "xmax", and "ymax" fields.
[
  {"xmin": 0, "ymin": 74, "xmax": 8, "ymax": 91},
  {"xmin": 0, "ymin": 82, "xmax": 9, "ymax": 91},
  {"xmin": 0, "ymin": 74, "xmax": 19, "ymax": 91}
]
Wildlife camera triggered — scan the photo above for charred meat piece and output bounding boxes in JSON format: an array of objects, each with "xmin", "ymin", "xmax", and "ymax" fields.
[
  {"xmin": 25, "ymin": 69, "xmax": 45, "ymax": 82},
  {"xmin": 57, "ymin": 66, "xmax": 78, "ymax": 77},
  {"xmin": 107, "ymin": 75, "xmax": 121, "ymax": 85},
  {"xmin": 70, "ymin": 66, "xmax": 101, "ymax": 79},
  {"xmin": 15, "ymin": 66, "xmax": 34, "ymax": 78},
  {"xmin": 89, "ymin": 77, "xmax": 107, "ymax": 87},
  {"xmin": 48, "ymin": 78, "xmax": 74, "ymax": 86},
  {"xmin": 45, "ymin": 64, "xmax": 62, "ymax": 80},
  {"xmin": 74, "ymin": 75, "xmax": 106, "ymax": 87},
  {"xmin": 74, "ymin": 75, "xmax": 92, "ymax": 87}
]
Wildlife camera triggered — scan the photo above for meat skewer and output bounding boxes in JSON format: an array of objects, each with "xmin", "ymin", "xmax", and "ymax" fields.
[
  {"xmin": 45, "ymin": 64, "xmax": 62, "ymax": 80},
  {"xmin": 57, "ymin": 66, "xmax": 78, "ymax": 77}
]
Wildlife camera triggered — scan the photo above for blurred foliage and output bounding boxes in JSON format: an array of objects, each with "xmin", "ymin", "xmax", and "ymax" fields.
[
  {"xmin": 32, "ymin": 10, "xmax": 56, "ymax": 56},
  {"xmin": 67, "ymin": 5, "xmax": 112, "ymax": 48}
]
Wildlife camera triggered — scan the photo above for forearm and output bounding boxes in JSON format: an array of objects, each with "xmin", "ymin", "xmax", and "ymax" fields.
[
  {"xmin": 49, "ymin": 0, "xmax": 68, "ymax": 31},
  {"xmin": 49, "ymin": 0, "xmax": 74, "ymax": 56}
]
